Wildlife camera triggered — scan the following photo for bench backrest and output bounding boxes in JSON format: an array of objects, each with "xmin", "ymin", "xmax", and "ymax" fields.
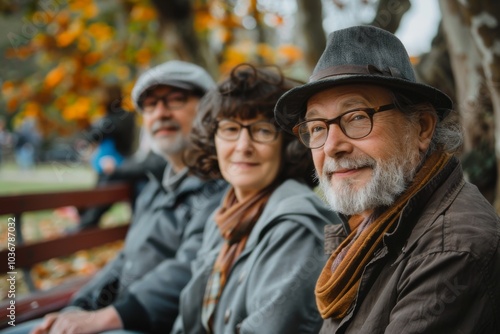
[
  {"xmin": 0, "ymin": 183, "xmax": 132, "ymax": 328},
  {"xmin": 0, "ymin": 183, "xmax": 132, "ymax": 274}
]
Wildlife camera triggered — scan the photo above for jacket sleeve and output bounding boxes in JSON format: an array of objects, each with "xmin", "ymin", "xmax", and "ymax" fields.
[
  {"xmin": 69, "ymin": 251, "xmax": 125, "ymax": 310},
  {"xmin": 113, "ymin": 195, "xmax": 221, "ymax": 333},
  {"xmin": 386, "ymin": 250, "xmax": 498, "ymax": 333},
  {"xmin": 69, "ymin": 183, "xmax": 154, "ymax": 310},
  {"xmin": 239, "ymin": 220, "xmax": 326, "ymax": 334},
  {"xmin": 108, "ymin": 151, "xmax": 167, "ymax": 182}
]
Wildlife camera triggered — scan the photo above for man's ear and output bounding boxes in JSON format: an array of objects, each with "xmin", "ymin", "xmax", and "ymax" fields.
[{"xmin": 417, "ymin": 110, "xmax": 437, "ymax": 153}]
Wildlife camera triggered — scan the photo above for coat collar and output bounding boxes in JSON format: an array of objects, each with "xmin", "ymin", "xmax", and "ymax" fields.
[{"xmin": 384, "ymin": 156, "xmax": 464, "ymax": 254}]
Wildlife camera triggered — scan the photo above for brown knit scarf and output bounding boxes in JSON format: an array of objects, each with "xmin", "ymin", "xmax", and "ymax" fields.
[
  {"xmin": 201, "ymin": 185, "xmax": 274, "ymax": 331},
  {"xmin": 315, "ymin": 151, "xmax": 451, "ymax": 320}
]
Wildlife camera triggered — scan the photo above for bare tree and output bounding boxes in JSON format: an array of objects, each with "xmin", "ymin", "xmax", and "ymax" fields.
[
  {"xmin": 370, "ymin": 0, "xmax": 411, "ymax": 33},
  {"xmin": 439, "ymin": 0, "xmax": 499, "ymax": 206},
  {"xmin": 150, "ymin": 0, "xmax": 219, "ymax": 76},
  {"xmin": 295, "ymin": 0, "xmax": 327, "ymax": 72}
]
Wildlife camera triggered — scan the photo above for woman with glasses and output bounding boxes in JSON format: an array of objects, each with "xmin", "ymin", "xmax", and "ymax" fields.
[{"xmin": 172, "ymin": 64, "xmax": 340, "ymax": 334}]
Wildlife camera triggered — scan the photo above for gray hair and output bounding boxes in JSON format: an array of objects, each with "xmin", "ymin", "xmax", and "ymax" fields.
[{"xmin": 392, "ymin": 93, "xmax": 463, "ymax": 155}]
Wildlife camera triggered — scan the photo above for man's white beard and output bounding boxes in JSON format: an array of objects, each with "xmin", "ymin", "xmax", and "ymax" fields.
[
  {"xmin": 147, "ymin": 119, "xmax": 188, "ymax": 158},
  {"xmin": 150, "ymin": 132, "xmax": 188, "ymax": 158},
  {"xmin": 318, "ymin": 144, "xmax": 420, "ymax": 216}
]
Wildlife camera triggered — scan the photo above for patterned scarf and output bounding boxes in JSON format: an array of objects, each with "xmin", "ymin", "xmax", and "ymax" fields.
[
  {"xmin": 315, "ymin": 151, "xmax": 451, "ymax": 320},
  {"xmin": 201, "ymin": 185, "xmax": 275, "ymax": 332}
]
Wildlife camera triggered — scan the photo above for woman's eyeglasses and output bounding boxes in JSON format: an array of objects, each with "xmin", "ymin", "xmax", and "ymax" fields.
[{"xmin": 216, "ymin": 119, "xmax": 279, "ymax": 143}]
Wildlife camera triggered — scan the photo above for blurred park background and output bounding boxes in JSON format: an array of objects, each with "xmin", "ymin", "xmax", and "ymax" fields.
[{"xmin": 0, "ymin": 0, "xmax": 499, "ymax": 297}]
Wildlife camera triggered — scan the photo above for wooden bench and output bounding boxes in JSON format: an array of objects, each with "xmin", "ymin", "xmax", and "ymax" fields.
[{"xmin": 0, "ymin": 183, "xmax": 132, "ymax": 328}]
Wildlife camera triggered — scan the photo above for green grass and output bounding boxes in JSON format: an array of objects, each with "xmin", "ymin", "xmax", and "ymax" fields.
[
  {"xmin": 0, "ymin": 181, "xmax": 93, "ymax": 195},
  {"xmin": 0, "ymin": 161, "xmax": 95, "ymax": 195}
]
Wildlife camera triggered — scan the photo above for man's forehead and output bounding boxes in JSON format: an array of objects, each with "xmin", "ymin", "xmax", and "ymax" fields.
[{"xmin": 306, "ymin": 85, "xmax": 392, "ymax": 112}]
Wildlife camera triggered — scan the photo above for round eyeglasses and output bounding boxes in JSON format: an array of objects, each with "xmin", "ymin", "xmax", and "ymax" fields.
[
  {"xmin": 292, "ymin": 104, "xmax": 395, "ymax": 149},
  {"xmin": 140, "ymin": 90, "xmax": 190, "ymax": 114},
  {"xmin": 216, "ymin": 119, "xmax": 279, "ymax": 143}
]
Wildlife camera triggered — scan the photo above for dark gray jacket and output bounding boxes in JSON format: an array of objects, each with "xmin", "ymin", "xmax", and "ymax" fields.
[
  {"xmin": 173, "ymin": 179, "xmax": 341, "ymax": 334},
  {"xmin": 70, "ymin": 169, "xmax": 227, "ymax": 333},
  {"xmin": 320, "ymin": 157, "xmax": 500, "ymax": 334}
]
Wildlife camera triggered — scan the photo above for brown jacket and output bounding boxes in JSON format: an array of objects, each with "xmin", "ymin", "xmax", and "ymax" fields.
[{"xmin": 321, "ymin": 158, "xmax": 500, "ymax": 334}]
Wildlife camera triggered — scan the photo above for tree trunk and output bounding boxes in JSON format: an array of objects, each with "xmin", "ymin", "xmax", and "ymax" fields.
[
  {"xmin": 295, "ymin": 0, "xmax": 326, "ymax": 72},
  {"xmin": 466, "ymin": 0, "xmax": 500, "ymax": 210},
  {"xmin": 439, "ymin": 0, "xmax": 488, "ymax": 152},
  {"xmin": 151, "ymin": 0, "xmax": 219, "ymax": 77},
  {"xmin": 370, "ymin": 0, "xmax": 411, "ymax": 33},
  {"xmin": 414, "ymin": 23, "xmax": 455, "ymax": 105},
  {"xmin": 439, "ymin": 0, "xmax": 498, "ymax": 205}
]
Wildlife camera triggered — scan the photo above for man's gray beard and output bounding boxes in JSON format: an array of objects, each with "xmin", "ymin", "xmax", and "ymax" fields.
[
  {"xmin": 149, "ymin": 132, "xmax": 188, "ymax": 158},
  {"xmin": 318, "ymin": 146, "xmax": 420, "ymax": 216}
]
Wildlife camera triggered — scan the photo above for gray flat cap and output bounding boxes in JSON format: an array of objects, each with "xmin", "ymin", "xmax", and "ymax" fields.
[{"xmin": 131, "ymin": 60, "xmax": 216, "ymax": 110}]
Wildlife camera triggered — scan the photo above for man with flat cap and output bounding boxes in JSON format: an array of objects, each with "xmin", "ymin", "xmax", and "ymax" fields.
[
  {"xmin": 9, "ymin": 61, "xmax": 227, "ymax": 334},
  {"xmin": 275, "ymin": 25, "xmax": 500, "ymax": 333}
]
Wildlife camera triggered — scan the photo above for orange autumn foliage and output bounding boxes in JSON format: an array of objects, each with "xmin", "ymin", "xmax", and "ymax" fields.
[
  {"xmin": 62, "ymin": 97, "xmax": 93, "ymax": 121},
  {"xmin": 136, "ymin": 49, "xmax": 152, "ymax": 65},
  {"xmin": 23, "ymin": 102, "xmax": 43, "ymax": 117},
  {"xmin": 84, "ymin": 52, "xmax": 102, "ymax": 66},
  {"xmin": 277, "ymin": 44, "xmax": 303, "ymax": 64},
  {"xmin": 56, "ymin": 20, "xmax": 84, "ymax": 47},
  {"xmin": 2, "ymin": 81, "xmax": 15, "ymax": 96},
  {"xmin": 130, "ymin": 4, "xmax": 157, "ymax": 21},
  {"xmin": 88, "ymin": 22, "xmax": 115, "ymax": 42},
  {"xmin": 4, "ymin": 0, "xmax": 306, "ymax": 136},
  {"xmin": 44, "ymin": 65, "xmax": 66, "ymax": 89}
]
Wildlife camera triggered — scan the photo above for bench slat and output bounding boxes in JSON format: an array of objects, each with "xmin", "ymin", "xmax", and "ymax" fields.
[
  {"xmin": 0, "ymin": 183, "xmax": 132, "ymax": 215},
  {"xmin": 0, "ymin": 276, "xmax": 92, "ymax": 328},
  {"xmin": 0, "ymin": 224, "xmax": 129, "ymax": 273}
]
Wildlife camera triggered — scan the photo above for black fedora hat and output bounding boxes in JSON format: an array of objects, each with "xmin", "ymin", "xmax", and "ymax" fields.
[{"xmin": 274, "ymin": 25, "xmax": 453, "ymax": 133}]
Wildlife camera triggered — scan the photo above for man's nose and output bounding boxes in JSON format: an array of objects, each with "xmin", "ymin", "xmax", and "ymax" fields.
[{"xmin": 322, "ymin": 124, "xmax": 352, "ymax": 157}]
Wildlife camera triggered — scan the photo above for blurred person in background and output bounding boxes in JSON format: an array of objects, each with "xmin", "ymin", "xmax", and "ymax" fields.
[
  {"xmin": 73, "ymin": 84, "xmax": 136, "ymax": 232},
  {"xmin": 84, "ymin": 84, "xmax": 136, "ymax": 176},
  {"xmin": 71, "ymin": 126, "xmax": 167, "ymax": 233},
  {"xmin": 5, "ymin": 60, "xmax": 227, "ymax": 334},
  {"xmin": 13, "ymin": 117, "xmax": 40, "ymax": 170},
  {"xmin": 0, "ymin": 117, "xmax": 12, "ymax": 167}
]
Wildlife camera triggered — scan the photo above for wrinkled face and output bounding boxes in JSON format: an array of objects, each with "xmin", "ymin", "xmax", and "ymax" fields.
[
  {"xmin": 306, "ymin": 84, "xmax": 432, "ymax": 217},
  {"xmin": 141, "ymin": 85, "xmax": 200, "ymax": 157},
  {"xmin": 215, "ymin": 115, "xmax": 283, "ymax": 201}
]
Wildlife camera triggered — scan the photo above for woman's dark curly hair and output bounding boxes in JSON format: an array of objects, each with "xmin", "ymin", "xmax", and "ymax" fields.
[{"xmin": 185, "ymin": 63, "xmax": 317, "ymax": 187}]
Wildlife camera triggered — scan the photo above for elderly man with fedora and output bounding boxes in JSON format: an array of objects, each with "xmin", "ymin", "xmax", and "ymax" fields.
[{"xmin": 275, "ymin": 25, "xmax": 500, "ymax": 333}]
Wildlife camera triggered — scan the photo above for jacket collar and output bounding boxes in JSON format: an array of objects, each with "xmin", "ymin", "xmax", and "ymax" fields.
[
  {"xmin": 236, "ymin": 179, "xmax": 332, "ymax": 258},
  {"xmin": 384, "ymin": 156, "xmax": 464, "ymax": 252}
]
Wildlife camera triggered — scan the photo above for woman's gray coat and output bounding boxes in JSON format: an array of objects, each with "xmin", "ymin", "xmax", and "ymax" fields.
[{"xmin": 173, "ymin": 179, "xmax": 341, "ymax": 334}]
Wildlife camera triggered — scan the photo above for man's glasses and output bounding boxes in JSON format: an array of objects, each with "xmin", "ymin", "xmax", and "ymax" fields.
[
  {"xmin": 141, "ymin": 91, "xmax": 190, "ymax": 113},
  {"xmin": 293, "ymin": 104, "xmax": 395, "ymax": 149},
  {"xmin": 216, "ymin": 119, "xmax": 279, "ymax": 143}
]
